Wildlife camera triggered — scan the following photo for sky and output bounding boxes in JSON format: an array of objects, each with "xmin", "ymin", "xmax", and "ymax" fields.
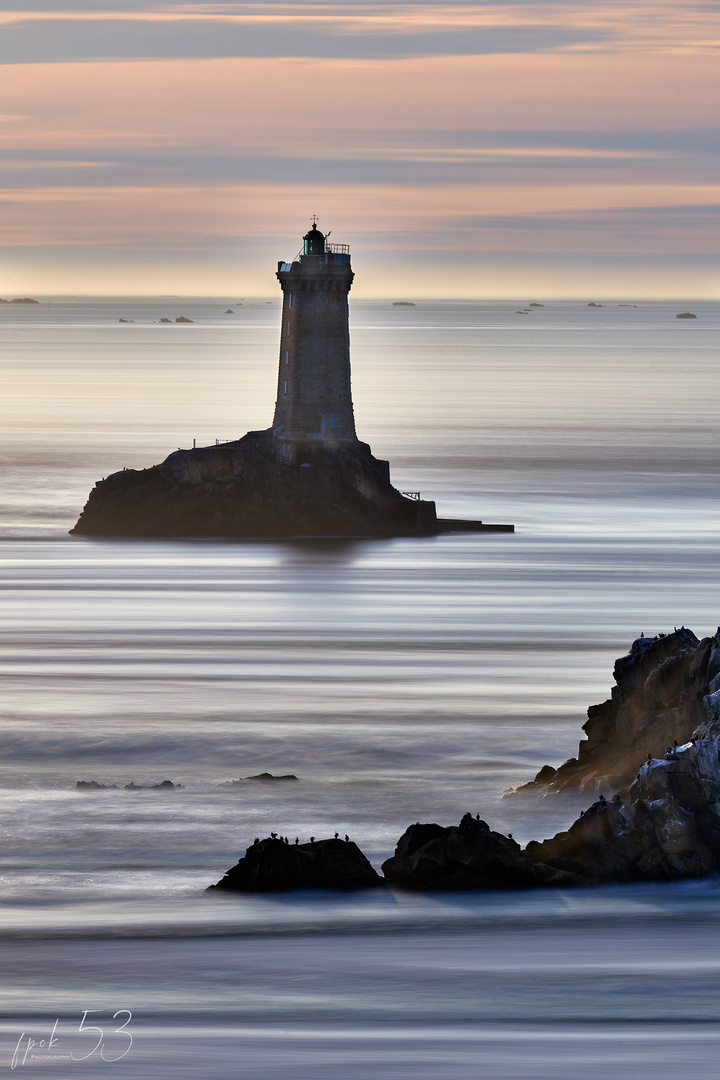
[{"xmin": 0, "ymin": 0, "xmax": 718, "ymax": 297}]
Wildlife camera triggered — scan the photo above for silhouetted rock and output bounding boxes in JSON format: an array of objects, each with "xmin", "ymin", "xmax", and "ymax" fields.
[
  {"xmin": 217, "ymin": 772, "xmax": 298, "ymax": 787},
  {"xmin": 124, "ymin": 780, "xmax": 177, "ymax": 790},
  {"xmin": 10, "ymin": 298, "xmax": 38, "ymax": 304},
  {"xmin": 587, "ymin": 302, "xmax": 602, "ymax": 307},
  {"xmin": 208, "ymin": 836, "xmax": 384, "ymax": 892},
  {"xmin": 225, "ymin": 309, "xmax": 234, "ymax": 314},
  {"xmin": 676, "ymin": 312, "xmax": 697, "ymax": 319},
  {"xmin": 76, "ymin": 780, "xmax": 117, "ymax": 790},
  {"xmin": 175, "ymin": 316, "xmax": 193, "ymax": 323},
  {"xmin": 71, "ymin": 431, "xmax": 438, "ymax": 539},
  {"xmin": 528, "ymin": 303, "xmax": 544, "ymax": 307},
  {"xmin": 381, "ymin": 813, "xmax": 581, "ymax": 890},
  {"xmin": 160, "ymin": 317, "xmax": 172, "ymax": 323},
  {"xmin": 510, "ymin": 627, "xmax": 714, "ymax": 794}
]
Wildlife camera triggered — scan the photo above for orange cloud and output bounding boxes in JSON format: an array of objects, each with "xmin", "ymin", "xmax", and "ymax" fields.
[
  {"xmin": 0, "ymin": 52, "xmax": 716, "ymax": 155},
  {"xmin": 2, "ymin": 181, "xmax": 718, "ymax": 247}
]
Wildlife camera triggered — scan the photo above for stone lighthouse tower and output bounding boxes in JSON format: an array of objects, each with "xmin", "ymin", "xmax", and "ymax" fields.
[{"xmin": 272, "ymin": 222, "xmax": 356, "ymax": 448}]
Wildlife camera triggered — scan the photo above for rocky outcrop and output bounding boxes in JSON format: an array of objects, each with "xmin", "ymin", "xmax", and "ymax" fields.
[
  {"xmin": 71, "ymin": 431, "xmax": 437, "ymax": 539},
  {"xmin": 511, "ymin": 627, "xmax": 719, "ymax": 794},
  {"xmin": 526, "ymin": 737, "xmax": 720, "ymax": 883},
  {"xmin": 76, "ymin": 779, "xmax": 178, "ymax": 790},
  {"xmin": 208, "ymin": 836, "xmax": 384, "ymax": 893},
  {"xmin": 216, "ymin": 772, "xmax": 298, "ymax": 787},
  {"xmin": 676, "ymin": 312, "xmax": 697, "ymax": 319},
  {"xmin": 381, "ymin": 813, "xmax": 582, "ymax": 890}
]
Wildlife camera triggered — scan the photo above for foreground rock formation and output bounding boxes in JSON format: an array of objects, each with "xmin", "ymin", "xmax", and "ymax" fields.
[
  {"xmin": 512, "ymin": 627, "xmax": 718, "ymax": 794},
  {"xmin": 208, "ymin": 836, "xmax": 384, "ymax": 892},
  {"xmin": 72, "ymin": 432, "xmax": 439, "ymax": 539},
  {"xmin": 206, "ymin": 628, "xmax": 720, "ymax": 893}
]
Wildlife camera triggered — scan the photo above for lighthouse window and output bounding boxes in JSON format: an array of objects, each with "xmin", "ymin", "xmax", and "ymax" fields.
[
  {"xmin": 285, "ymin": 351, "xmax": 289, "ymax": 364},
  {"xmin": 283, "ymin": 380, "xmax": 287, "ymax": 393},
  {"xmin": 288, "ymin": 294, "xmax": 292, "ymax": 309}
]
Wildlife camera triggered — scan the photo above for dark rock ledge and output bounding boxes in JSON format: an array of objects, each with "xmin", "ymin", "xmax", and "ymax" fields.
[
  {"xmin": 208, "ymin": 837, "xmax": 384, "ymax": 892},
  {"xmin": 70, "ymin": 431, "xmax": 512, "ymax": 539}
]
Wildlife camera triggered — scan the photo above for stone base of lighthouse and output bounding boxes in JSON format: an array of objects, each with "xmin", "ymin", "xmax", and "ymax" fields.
[{"xmin": 71, "ymin": 432, "xmax": 439, "ymax": 539}]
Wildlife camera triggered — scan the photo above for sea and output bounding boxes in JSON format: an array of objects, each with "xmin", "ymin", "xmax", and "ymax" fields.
[{"xmin": 1, "ymin": 296, "xmax": 719, "ymax": 1077}]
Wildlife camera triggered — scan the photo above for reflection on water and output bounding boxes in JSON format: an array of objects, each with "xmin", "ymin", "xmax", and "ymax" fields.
[{"xmin": 0, "ymin": 298, "xmax": 718, "ymax": 1077}]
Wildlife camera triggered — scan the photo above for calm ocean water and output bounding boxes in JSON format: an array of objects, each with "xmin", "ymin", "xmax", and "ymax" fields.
[{"xmin": 1, "ymin": 297, "xmax": 720, "ymax": 1076}]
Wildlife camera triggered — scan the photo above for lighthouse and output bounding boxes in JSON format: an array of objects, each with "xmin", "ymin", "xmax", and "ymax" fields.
[
  {"xmin": 272, "ymin": 222, "xmax": 356, "ymax": 447},
  {"xmin": 72, "ymin": 221, "xmax": 513, "ymax": 537}
]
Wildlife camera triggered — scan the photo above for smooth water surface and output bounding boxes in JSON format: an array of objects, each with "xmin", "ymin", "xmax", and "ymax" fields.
[{"xmin": 0, "ymin": 297, "xmax": 719, "ymax": 1076}]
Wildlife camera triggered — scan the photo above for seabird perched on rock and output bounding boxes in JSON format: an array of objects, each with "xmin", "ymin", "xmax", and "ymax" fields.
[
  {"xmin": 344, "ymin": 834, "xmax": 349, "ymax": 842},
  {"xmin": 334, "ymin": 832, "xmax": 339, "ymax": 839},
  {"xmin": 599, "ymin": 794, "xmax": 606, "ymax": 803},
  {"xmin": 310, "ymin": 836, "xmax": 315, "ymax": 843},
  {"xmin": 294, "ymin": 837, "xmax": 299, "ymax": 844}
]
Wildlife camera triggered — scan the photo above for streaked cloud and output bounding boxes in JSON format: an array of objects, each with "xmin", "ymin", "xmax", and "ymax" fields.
[{"xmin": 0, "ymin": 2, "xmax": 718, "ymax": 61}]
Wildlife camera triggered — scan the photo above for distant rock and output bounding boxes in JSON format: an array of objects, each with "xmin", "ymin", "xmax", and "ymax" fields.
[
  {"xmin": 509, "ymin": 627, "xmax": 711, "ymax": 794},
  {"xmin": 10, "ymin": 298, "xmax": 39, "ymax": 304},
  {"xmin": 587, "ymin": 302, "xmax": 602, "ymax": 307},
  {"xmin": 216, "ymin": 772, "xmax": 298, "ymax": 787},
  {"xmin": 208, "ymin": 836, "xmax": 384, "ymax": 893},
  {"xmin": 124, "ymin": 780, "xmax": 177, "ymax": 790},
  {"xmin": 528, "ymin": 303, "xmax": 544, "ymax": 307},
  {"xmin": 515, "ymin": 310, "xmax": 530, "ymax": 314},
  {"xmin": 225, "ymin": 309, "xmax": 234, "ymax": 314},
  {"xmin": 118, "ymin": 318, "xmax": 133, "ymax": 323},
  {"xmin": 676, "ymin": 312, "xmax": 697, "ymax": 319},
  {"xmin": 175, "ymin": 316, "xmax": 193, "ymax": 323},
  {"xmin": 77, "ymin": 779, "xmax": 178, "ymax": 790},
  {"xmin": 381, "ymin": 813, "xmax": 581, "ymax": 890},
  {"xmin": 159, "ymin": 317, "xmax": 172, "ymax": 323},
  {"xmin": 392, "ymin": 302, "xmax": 415, "ymax": 306}
]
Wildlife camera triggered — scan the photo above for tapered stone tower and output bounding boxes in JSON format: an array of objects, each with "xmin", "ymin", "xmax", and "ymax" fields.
[{"xmin": 272, "ymin": 222, "xmax": 356, "ymax": 449}]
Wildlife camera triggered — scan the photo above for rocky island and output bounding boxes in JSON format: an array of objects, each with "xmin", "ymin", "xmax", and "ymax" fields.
[{"xmin": 72, "ymin": 223, "xmax": 512, "ymax": 539}]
